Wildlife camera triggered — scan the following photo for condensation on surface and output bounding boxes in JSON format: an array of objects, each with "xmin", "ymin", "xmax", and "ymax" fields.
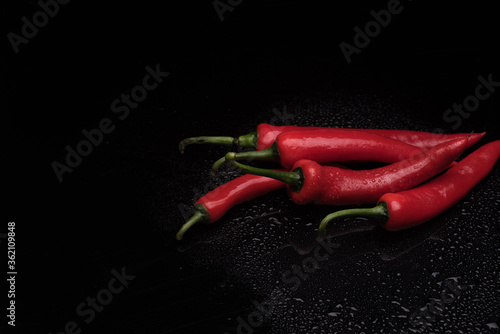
[{"xmin": 151, "ymin": 90, "xmax": 500, "ymax": 333}]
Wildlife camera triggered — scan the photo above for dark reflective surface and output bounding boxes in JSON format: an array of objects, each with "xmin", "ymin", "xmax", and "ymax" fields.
[{"xmin": 3, "ymin": 1, "xmax": 499, "ymax": 334}]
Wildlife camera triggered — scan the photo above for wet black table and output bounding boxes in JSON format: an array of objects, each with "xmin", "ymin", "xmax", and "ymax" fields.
[{"xmin": 3, "ymin": 1, "xmax": 499, "ymax": 333}]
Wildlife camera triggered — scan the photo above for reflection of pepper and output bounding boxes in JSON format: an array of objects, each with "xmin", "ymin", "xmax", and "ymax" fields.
[
  {"xmin": 176, "ymin": 173, "xmax": 285, "ymax": 240},
  {"xmin": 318, "ymin": 140, "xmax": 500, "ymax": 234},
  {"xmin": 212, "ymin": 129, "xmax": 481, "ymax": 171},
  {"xmin": 179, "ymin": 122, "xmax": 485, "ymax": 152},
  {"xmin": 224, "ymin": 137, "xmax": 468, "ymax": 206}
]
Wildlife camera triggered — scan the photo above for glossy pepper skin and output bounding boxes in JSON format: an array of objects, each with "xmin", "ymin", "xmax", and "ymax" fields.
[
  {"xmin": 254, "ymin": 123, "xmax": 485, "ymax": 151},
  {"xmin": 318, "ymin": 140, "xmax": 500, "ymax": 234},
  {"xmin": 254, "ymin": 124, "xmax": 323, "ymax": 150},
  {"xmin": 212, "ymin": 129, "xmax": 478, "ymax": 172},
  {"xmin": 197, "ymin": 173, "xmax": 285, "ymax": 222},
  {"xmin": 225, "ymin": 137, "xmax": 469, "ymax": 207},
  {"xmin": 276, "ymin": 129, "xmax": 462, "ymax": 169},
  {"xmin": 275, "ymin": 129, "xmax": 424, "ymax": 169},
  {"xmin": 179, "ymin": 123, "xmax": 485, "ymax": 153},
  {"xmin": 176, "ymin": 173, "xmax": 285, "ymax": 240},
  {"xmin": 380, "ymin": 139, "xmax": 500, "ymax": 231}
]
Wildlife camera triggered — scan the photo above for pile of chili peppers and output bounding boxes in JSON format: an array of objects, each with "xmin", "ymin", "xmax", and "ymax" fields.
[{"xmin": 176, "ymin": 123, "xmax": 499, "ymax": 241}]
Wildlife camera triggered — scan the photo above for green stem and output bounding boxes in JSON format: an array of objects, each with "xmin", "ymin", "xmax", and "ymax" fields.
[
  {"xmin": 178, "ymin": 136, "xmax": 237, "ymax": 154},
  {"xmin": 176, "ymin": 204, "xmax": 210, "ymax": 240},
  {"xmin": 318, "ymin": 203, "xmax": 389, "ymax": 236},
  {"xmin": 212, "ymin": 143, "xmax": 280, "ymax": 172},
  {"xmin": 211, "ymin": 156, "xmax": 228, "ymax": 173},
  {"xmin": 178, "ymin": 130, "xmax": 258, "ymax": 154},
  {"xmin": 237, "ymin": 130, "xmax": 258, "ymax": 149},
  {"xmin": 224, "ymin": 152, "xmax": 304, "ymax": 192}
]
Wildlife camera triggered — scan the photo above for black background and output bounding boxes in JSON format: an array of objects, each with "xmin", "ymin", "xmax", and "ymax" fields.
[{"xmin": 2, "ymin": 1, "xmax": 499, "ymax": 333}]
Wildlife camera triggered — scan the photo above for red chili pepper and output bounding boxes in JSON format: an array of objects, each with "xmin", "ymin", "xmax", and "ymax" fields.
[
  {"xmin": 179, "ymin": 122, "xmax": 485, "ymax": 152},
  {"xmin": 212, "ymin": 129, "xmax": 481, "ymax": 171},
  {"xmin": 176, "ymin": 173, "xmax": 285, "ymax": 240},
  {"xmin": 224, "ymin": 136, "xmax": 469, "ymax": 206},
  {"xmin": 318, "ymin": 140, "xmax": 500, "ymax": 234}
]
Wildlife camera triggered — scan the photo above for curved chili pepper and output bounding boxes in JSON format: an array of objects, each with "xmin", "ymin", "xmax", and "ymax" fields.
[
  {"xmin": 176, "ymin": 173, "xmax": 285, "ymax": 240},
  {"xmin": 224, "ymin": 136, "xmax": 469, "ymax": 206},
  {"xmin": 318, "ymin": 140, "xmax": 500, "ymax": 235},
  {"xmin": 212, "ymin": 129, "xmax": 481, "ymax": 171},
  {"xmin": 179, "ymin": 122, "xmax": 485, "ymax": 152}
]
